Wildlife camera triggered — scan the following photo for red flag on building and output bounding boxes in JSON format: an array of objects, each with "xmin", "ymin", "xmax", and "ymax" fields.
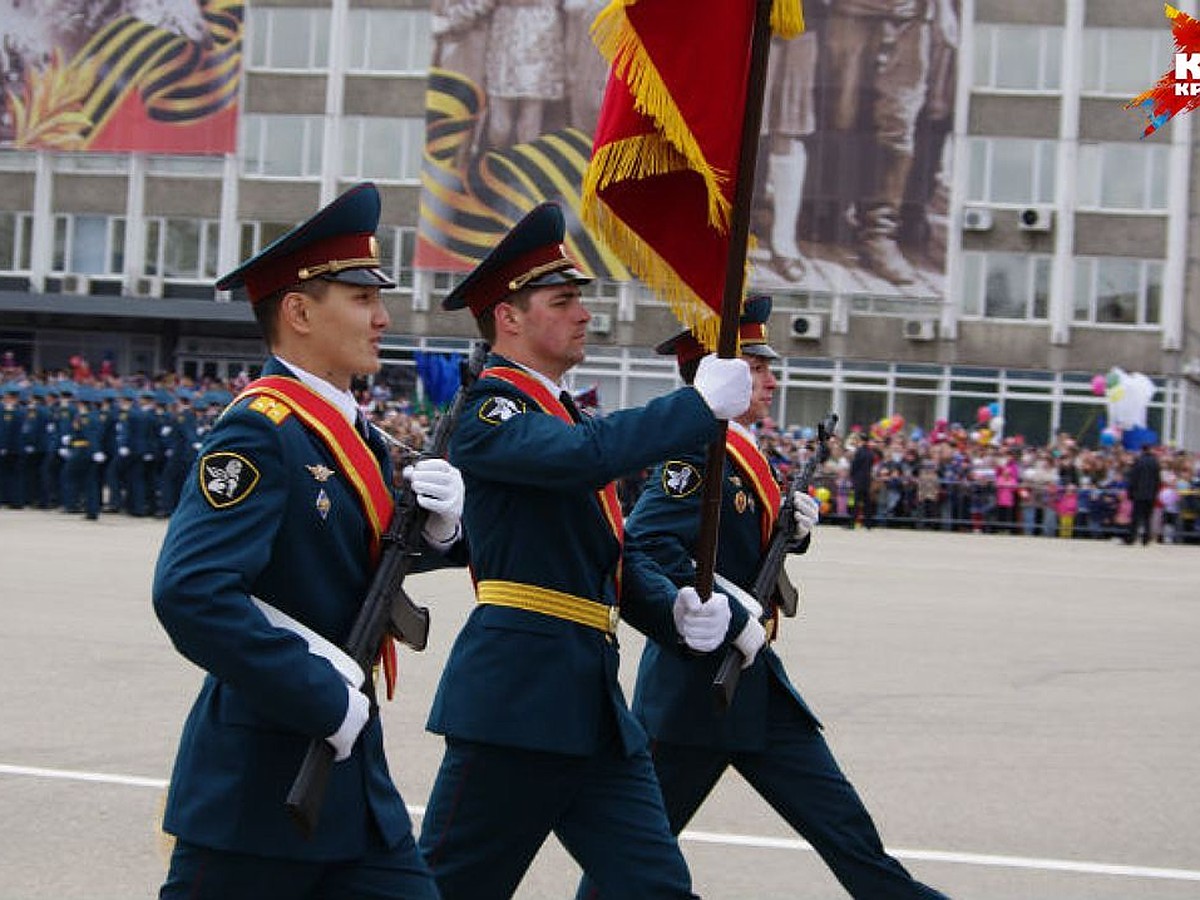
[{"xmin": 582, "ymin": 0, "xmax": 803, "ymax": 349}]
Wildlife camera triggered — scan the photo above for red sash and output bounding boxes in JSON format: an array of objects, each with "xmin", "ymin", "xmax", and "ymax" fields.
[
  {"xmin": 725, "ymin": 426, "xmax": 782, "ymax": 547},
  {"xmin": 235, "ymin": 376, "xmax": 402, "ymax": 697},
  {"xmin": 480, "ymin": 366, "xmax": 624, "ymax": 596}
]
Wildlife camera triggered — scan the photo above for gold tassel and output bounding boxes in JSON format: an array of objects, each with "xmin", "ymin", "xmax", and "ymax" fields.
[{"xmin": 770, "ymin": 0, "xmax": 806, "ymax": 39}]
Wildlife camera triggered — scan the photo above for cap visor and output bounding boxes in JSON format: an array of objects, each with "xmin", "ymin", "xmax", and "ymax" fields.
[
  {"xmin": 325, "ymin": 267, "xmax": 396, "ymax": 289},
  {"xmin": 742, "ymin": 343, "xmax": 780, "ymax": 360},
  {"xmin": 524, "ymin": 266, "xmax": 593, "ymax": 289}
]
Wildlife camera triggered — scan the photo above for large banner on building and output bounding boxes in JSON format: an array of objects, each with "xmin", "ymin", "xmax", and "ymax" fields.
[
  {"xmin": 417, "ymin": 0, "xmax": 958, "ymax": 300},
  {"xmin": 0, "ymin": 0, "xmax": 242, "ymax": 155}
]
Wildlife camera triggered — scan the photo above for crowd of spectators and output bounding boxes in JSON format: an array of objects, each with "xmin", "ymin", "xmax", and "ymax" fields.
[{"xmin": 4, "ymin": 352, "xmax": 1198, "ymax": 545}]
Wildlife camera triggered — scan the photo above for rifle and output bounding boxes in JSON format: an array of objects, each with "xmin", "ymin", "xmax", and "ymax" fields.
[
  {"xmin": 711, "ymin": 412, "xmax": 838, "ymax": 712},
  {"xmin": 285, "ymin": 342, "xmax": 488, "ymax": 838}
]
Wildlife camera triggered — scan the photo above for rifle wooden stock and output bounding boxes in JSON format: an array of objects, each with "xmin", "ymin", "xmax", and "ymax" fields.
[
  {"xmin": 712, "ymin": 413, "xmax": 838, "ymax": 712},
  {"xmin": 285, "ymin": 342, "xmax": 487, "ymax": 838}
]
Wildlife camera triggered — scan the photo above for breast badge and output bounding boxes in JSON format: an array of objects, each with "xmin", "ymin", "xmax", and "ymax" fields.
[
  {"xmin": 306, "ymin": 463, "xmax": 335, "ymax": 482},
  {"xmin": 479, "ymin": 395, "xmax": 526, "ymax": 425},
  {"xmin": 315, "ymin": 488, "xmax": 331, "ymax": 520},
  {"xmin": 662, "ymin": 460, "xmax": 702, "ymax": 498},
  {"xmin": 200, "ymin": 452, "xmax": 260, "ymax": 509}
]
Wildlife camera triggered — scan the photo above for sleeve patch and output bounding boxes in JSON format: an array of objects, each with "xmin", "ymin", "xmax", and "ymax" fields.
[
  {"xmin": 478, "ymin": 395, "xmax": 527, "ymax": 426},
  {"xmin": 247, "ymin": 395, "xmax": 292, "ymax": 425},
  {"xmin": 199, "ymin": 451, "xmax": 261, "ymax": 509},
  {"xmin": 662, "ymin": 460, "xmax": 702, "ymax": 498}
]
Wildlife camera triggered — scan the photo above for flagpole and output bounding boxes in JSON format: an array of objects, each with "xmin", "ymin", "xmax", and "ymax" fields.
[{"xmin": 694, "ymin": 0, "xmax": 776, "ymax": 601}]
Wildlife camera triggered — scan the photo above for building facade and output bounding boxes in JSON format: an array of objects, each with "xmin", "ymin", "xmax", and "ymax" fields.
[{"xmin": 0, "ymin": 0, "xmax": 1197, "ymax": 447}]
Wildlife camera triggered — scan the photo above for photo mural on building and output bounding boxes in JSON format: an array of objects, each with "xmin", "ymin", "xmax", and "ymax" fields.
[
  {"xmin": 0, "ymin": 0, "xmax": 242, "ymax": 154},
  {"xmin": 416, "ymin": 0, "xmax": 959, "ymax": 303}
]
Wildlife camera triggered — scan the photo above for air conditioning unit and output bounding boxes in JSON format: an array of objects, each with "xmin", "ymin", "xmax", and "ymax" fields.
[
  {"xmin": 586, "ymin": 311, "xmax": 612, "ymax": 335},
  {"xmin": 134, "ymin": 275, "xmax": 164, "ymax": 298},
  {"xmin": 1017, "ymin": 206, "xmax": 1054, "ymax": 232},
  {"xmin": 789, "ymin": 313, "xmax": 823, "ymax": 340},
  {"xmin": 962, "ymin": 206, "xmax": 994, "ymax": 232},
  {"xmin": 61, "ymin": 274, "xmax": 90, "ymax": 295},
  {"xmin": 902, "ymin": 318, "xmax": 936, "ymax": 342}
]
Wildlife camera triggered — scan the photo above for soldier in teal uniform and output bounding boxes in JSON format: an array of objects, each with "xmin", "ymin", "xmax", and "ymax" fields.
[
  {"xmin": 578, "ymin": 296, "xmax": 951, "ymax": 899},
  {"xmin": 157, "ymin": 392, "xmax": 199, "ymax": 516},
  {"xmin": 19, "ymin": 385, "xmax": 47, "ymax": 508},
  {"xmin": 154, "ymin": 182, "xmax": 464, "ymax": 899},
  {"xmin": 417, "ymin": 202, "xmax": 753, "ymax": 899},
  {"xmin": 130, "ymin": 387, "xmax": 162, "ymax": 516},
  {"xmin": 60, "ymin": 389, "xmax": 106, "ymax": 520},
  {"xmin": 0, "ymin": 382, "xmax": 23, "ymax": 507}
]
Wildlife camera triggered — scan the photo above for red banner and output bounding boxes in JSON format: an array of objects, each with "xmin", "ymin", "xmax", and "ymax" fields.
[{"xmin": 582, "ymin": 1, "xmax": 803, "ymax": 349}]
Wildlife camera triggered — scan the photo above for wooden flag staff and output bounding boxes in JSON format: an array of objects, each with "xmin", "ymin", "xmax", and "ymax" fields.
[{"xmin": 693, "ymin": 0, "xmax": 777, "ymax": 601}]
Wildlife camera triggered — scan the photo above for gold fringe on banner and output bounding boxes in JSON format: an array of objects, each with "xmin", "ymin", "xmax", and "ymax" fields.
[{"xmin": 771, "ymin": 0, "xmax": 806, "ymax": 39}]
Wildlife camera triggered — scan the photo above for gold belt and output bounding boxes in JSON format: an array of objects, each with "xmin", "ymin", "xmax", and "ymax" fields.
[{"xmin": 476, "ymin": 580, "xmax": 618, "ymax": 634}]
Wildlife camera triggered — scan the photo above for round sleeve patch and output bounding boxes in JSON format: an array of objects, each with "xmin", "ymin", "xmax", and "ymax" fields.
[
  {"xmin": 478, "ymin": 395, "xmax": 527, "ymax": 425},
  {"xmin": 662, "ymin": 460, "xmax": 702, "ymax": 498},
  {"xmin": 199, "ymin": 451, "xmax": 261, "ymax": 508}
]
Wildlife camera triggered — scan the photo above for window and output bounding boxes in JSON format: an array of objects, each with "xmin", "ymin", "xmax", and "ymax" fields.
[
  {"xmin": 973, "ymin": 25, "xmax": 1063, "ymax": 92},
  {"xmin": 247, "ymin": 7, "xmax": 330, "ymax": 70},
  {"xmin": 146, "ymin": 155, "xmax": 224, "ymax": 177},
  {"xmin": 966, "ymin": 138, "xmax": 1057, "ymax": 205},
  {"xmin": 241, "ymin": 115, "xmax": 324, "ymax": 178},
  {"xmin": 346, "ymin": 9, "xmax": 432, "ymax": 74},
  {"xmin": 145, "ymin": 217, "xmax": 220, "ymax": 280},
  {"xmin": 52, "ymin": 214, "xmax": 125, "ymax": 275},
  {"xmin": 1077, "ymin": 142, "xmax": 1169, "ymax": 211},
  {"xmin": 1082, "ymin": 29, "xmax": 1174, "ymax": 97},
  {"xmin": 341, "ymin": 117, "xmax": 424, "ymax": 183},
  {"xmin": 0, "ymin": 212, "xmax": 33, "ymax": 271},
  {"xmin": 378, "ymin": 225, "xmax": 418, "ymax": 292},
  {"xmin": 961, "ymin": 252, "xmax": 1051, "ymax": 320},
  {"xmin": 1073, "ymin": 257, "xmax": 1162, "ymax": 326}
]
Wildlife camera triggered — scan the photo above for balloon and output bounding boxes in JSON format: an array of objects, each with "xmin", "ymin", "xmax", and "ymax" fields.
[
  {"xmin": 979, "ymin": 428, "xmax": 992, "ymax": 445},
  {"xmin": 1099, "ymin": 428, "xmax": 1116, "ymax": 447},
  {"xmin": 988, "ymin": 401, "xmax": 1001, "ymax": 417},
  {"xmin": 989, "ymin": 415, "xmax": 1005, "ymax": 433},
  {"xmin": 976, "ymin": 405, "xmax": 992, "ymax": 425},
  {"xmin": 1091, "ymin": 374, "xmax": 1107, "ymax": 396},
  {"xmin": 1105, "ymin": 370, "xmax": 1120, "ymax": 388},
  {"xmin": 910, "ymin": 426, "xmax": 924, "ymax": 441}
]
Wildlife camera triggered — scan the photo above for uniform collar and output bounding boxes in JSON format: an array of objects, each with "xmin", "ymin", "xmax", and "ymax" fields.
[
  {"xmin": 273, "ymin": 355, "xmax": 360, "ymax": 426},
  {"xmin": 729, "ymin": 419, "xmax": 756, "ymax": 445}
]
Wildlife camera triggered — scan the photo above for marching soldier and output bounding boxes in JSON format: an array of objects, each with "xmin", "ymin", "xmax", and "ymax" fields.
[
  {"xmin": 60, "ymin": 389, "xmax": 106, "ymax": 520},
  {"xmin": 154, "ymin": 182, "xmax": 462, "ymax": 899},
  {"xmin": 104, "ymin": 389, "xmax": 137, "ymax": 513},
  {"xmin": 417, "ymin": 202, "xmax": 752, "ymax": 899},
  {"xmin": 129, "ymin": 387, "xmax": 161, "ymax": 516},
  {"xmin": 578, "ymin": 296, "xmax": 951, "ymax": 899},
  {"xmin": 19, "ymin": 386, "xmax": 47, "ymax": 509},
  {"xmin": 157, "ymin": 393, "xmax": 198, "ymax": 516},
  {"xmin": 0, "ymin": 382, "xmax": 23, "ymax": 507}
]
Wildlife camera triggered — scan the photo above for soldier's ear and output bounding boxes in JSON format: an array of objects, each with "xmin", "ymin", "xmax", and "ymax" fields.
[{"xmin": 281, "ymin": 291, "xmax": 312, "ymax": 334}]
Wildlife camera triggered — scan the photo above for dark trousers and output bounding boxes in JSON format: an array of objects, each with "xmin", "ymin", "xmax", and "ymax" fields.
[
  {"xmin": 579, "ymin": 679, "xmax": 948, "ymax": 900},
  {"xmin": 1128, "ymin": 499, "xmax": 1155, "ymax": 545},
  {"xmin": 160, "ymin": 831, "xmax": 438, "ymax": 900},
  {"xmin": 419, "ymin": 735, "xmax": 695, "ymax": 900}
]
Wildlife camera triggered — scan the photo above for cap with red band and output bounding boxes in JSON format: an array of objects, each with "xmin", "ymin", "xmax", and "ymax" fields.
[
  {"xmin": 656, "ymin": 294, "xmax": 780, "ymax": 365},
  {"xmin": 442, "ymin": 202, "xmax": 592, "ymax": 317},
  {"xmin": 215, "ymin": 182, "xmax": 395, "ymax": 303}
]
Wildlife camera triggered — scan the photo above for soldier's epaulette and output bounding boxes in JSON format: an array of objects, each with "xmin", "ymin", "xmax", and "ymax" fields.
[{"xmin": 244, "ymin": 395, "xmax": 292, "ymax": 425}]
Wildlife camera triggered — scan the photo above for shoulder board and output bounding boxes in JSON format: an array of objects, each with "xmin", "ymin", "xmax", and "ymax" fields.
[{"xmin": 244, "ymin": 394, "xmax": 292, "ymax": 426}]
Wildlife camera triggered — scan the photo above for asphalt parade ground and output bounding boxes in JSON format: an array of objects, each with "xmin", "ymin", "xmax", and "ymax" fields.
[{"xmin": 1, "ymin": 509, "xmax": 1198, "ymax": 899}]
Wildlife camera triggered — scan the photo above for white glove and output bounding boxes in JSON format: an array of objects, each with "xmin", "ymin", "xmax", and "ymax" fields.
[
  {"xmin": 404, "ymin": 458, "xmax": 464, "ymax": 548},
  {"xmin": 92, "ymin": 451, "xmax": 106, "ymax": 464},
  {"xmin": 692, "ymin": 354, "xmax": 751, "ymax": 420},
  {"xmin": 672, "ymin": 586, "xmax": 731, "ymax": 653},
  {"xmin": 793, "ymin": 491, "xmax": 819, "ymax": 540},
  {"xmin": 326, "ymin": 684, "xmax": 370, "ymax": 762},
  {"xmin": 58, "ymin": 448, "xmax": 69, "ymax": 459},
  {"xmin": 118, "ymin": 446, "xmax": 130, "ymax": 457},
  {"xmin": 160, "ymin": 425, "xmax": 172, "ymax": 437},
  {"xmin": 733, "ymin": 617, "xmax": 767, "ymax": 669}
]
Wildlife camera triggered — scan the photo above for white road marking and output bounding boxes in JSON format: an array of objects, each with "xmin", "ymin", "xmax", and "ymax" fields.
[{"xmin": 4, "ymin": 763, "xmax": 1198, "ymax": 883}]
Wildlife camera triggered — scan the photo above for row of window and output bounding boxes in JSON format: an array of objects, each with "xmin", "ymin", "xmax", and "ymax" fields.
[
  {"xmin": 248, "ymin": 8, "xmax": 432, "ymax": 74},
  {"xmin": 0, "ymin": 212, "xmax": 417, "ymax": 286},
  {"xmin": 974, "ymin": 24, "xmax": 1177, "ymax": 97},
  {"xmin": 0, "ymin": 210, "xmax": 1166, "ymax": 329},
  {"xmin": 961, "ymin": 252, "xmax": 1163, "ymax": 326},
  {"xmin": 966, "ymin": 138, "xmax": 1170, "ymax": 211}
]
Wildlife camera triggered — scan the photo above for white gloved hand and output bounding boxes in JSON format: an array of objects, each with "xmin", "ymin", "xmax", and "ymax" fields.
[
  {"xmin": 58, "ymin": 447, "xmax": 69, "ymax": 459},
  {"xmin": 92, "ymin": 451, "xmax": 106, "ymax": 464},
  {"xmin": 793, "ymin": 490, "xmax": 819, "ymax": 540},
  {"xmin": 404, "ymin": 458, "xmax": 464, "ymax": 548},
  {"xmin": 118, "ymin": 446, "xmax": 130, "ymax": 457},
  {"xmin": 672, "ymin": 586, "xmax": 731, "ymax": 653},
  {"xmin": 693, "ymin": 354, "xmax": 751, "ymax": 420},
  {"xmin": 326, "ymin": 684, "xmax": 370, "ymax": 762},
  {"xmin": 733, "ymin": 616, "xmax": 767, "ymax": 669}
]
